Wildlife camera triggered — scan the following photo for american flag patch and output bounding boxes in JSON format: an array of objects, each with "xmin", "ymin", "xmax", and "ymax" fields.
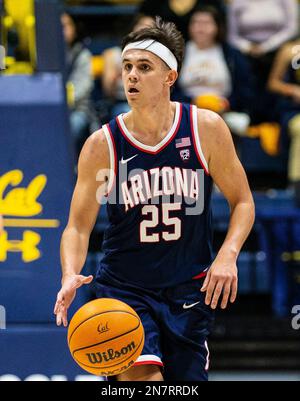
[{"xmin": 175, "ymin": 137, "xmax": 191, "ymax": 148}]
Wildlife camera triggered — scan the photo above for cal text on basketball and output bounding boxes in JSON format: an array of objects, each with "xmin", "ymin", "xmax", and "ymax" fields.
[{"xmin": 100, "ymin": 384, "xmax": 135, "ymax": 398}]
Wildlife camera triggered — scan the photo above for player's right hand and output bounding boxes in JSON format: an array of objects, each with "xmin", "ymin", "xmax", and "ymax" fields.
[{"xmin": 54, "ymin": 274, "xmax": 93, "ymax": 327}]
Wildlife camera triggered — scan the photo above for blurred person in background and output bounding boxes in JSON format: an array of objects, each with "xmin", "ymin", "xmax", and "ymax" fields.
[
  {"xmin": 178, "ymin": 6, "xmax": 253, "ymax": 137},
  {"xmin": 268, "ymin": 39, "xmax": 300, "ymax": 206},
  {"xmin": 139, "ymin": 0, "xmax": 226, "ymax": 41},
  {"xmin": 102, "ymin": 14, "xmax": 155, "ymax": 118},
  {"xmin": 61, "ymin": 12, "xmax": 95, "ymax": 156},
  {"xmin": 228, "ymin": 0, "xmax": 298, "ymax": 124}
]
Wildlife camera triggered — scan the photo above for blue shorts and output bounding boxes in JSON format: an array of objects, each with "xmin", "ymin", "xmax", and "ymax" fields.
[{"xmin": 94, "ymin": 272, "xmax": 215, "ymax": 381}]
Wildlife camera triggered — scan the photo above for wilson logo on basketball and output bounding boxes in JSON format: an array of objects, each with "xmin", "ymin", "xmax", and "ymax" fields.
[{"xmin": 86, "ymin": 341, "xmax": 136, "ymax": 364}]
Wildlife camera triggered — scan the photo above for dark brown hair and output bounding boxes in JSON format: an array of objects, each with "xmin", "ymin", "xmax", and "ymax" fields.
[{"xmin": 122, "ymin": 16, "xmax": 185, "ymax": 74}]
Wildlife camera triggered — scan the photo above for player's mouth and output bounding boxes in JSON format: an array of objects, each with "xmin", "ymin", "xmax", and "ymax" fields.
[{"xmin": 128, "ymin": 87, "xmax": 140, "ymax": 96}]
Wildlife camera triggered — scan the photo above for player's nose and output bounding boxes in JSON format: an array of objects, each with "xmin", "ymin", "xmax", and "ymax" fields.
[{"xmin": 128, "ymin": 66, "xmax": 138, "ymax": 81}]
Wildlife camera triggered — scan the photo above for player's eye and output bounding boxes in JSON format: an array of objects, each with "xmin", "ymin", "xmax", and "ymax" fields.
[
  {"xmin": 140, "ymin": 64, "xmax": 150, "ymax": 71},
  {"xmin": 124, "ymin": 63, "xmax": 132, "ymax": 71}
]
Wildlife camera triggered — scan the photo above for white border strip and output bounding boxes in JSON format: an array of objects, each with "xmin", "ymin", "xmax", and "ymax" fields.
[
  {"xmin": 102, "ymin": 124, "xmax": 116, "ymax": 195},
  {"xmin": 135, "ymin": 354, "xmax": 163, "ymax": 365},
  {"xmin": 192, "ymin": 105, "xmax": 209, "ymax": 173},
  {"xmin": 117, "ymin": 102, "xmax": 180, "ymax": 153}
]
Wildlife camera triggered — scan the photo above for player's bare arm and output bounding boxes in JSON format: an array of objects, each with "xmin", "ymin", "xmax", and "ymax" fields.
[
  {"xmin": 54, "ymin": 129, "xmax": 110, "ymax": 326},
  {"xmin": 198, "ymin": 109, "xmax": 255, "ymax": 309}
]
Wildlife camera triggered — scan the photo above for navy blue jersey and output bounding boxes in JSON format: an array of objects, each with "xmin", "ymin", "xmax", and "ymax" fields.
[{"xmin": 97, "ymin": 102, "xmax": 213, "ymax": 288}]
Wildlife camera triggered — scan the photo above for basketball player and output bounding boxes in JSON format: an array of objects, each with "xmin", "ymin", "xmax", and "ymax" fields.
[{"xmin": 54, "ymin": 18, "xmax": 255, "ymax": 381}]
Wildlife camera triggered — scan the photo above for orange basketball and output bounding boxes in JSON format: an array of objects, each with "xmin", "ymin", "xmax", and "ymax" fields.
[{"xmin": 67, "ymin": 298, "xmax": 144, "ymax": 376}]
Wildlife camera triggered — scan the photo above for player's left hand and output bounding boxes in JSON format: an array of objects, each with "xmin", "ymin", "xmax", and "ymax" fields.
[{"xmin": 200, "ymin": 256, "xmax": 238, "ymax": 309}]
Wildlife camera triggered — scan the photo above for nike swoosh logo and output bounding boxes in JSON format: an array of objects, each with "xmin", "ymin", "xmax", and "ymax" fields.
[
  {"xmin": 121, "ymin": 154, "xmax": 138, "ymax": 164},
  {"xmin": 183, "ymin": 301, "xmax": 201, "ymax": 310}
]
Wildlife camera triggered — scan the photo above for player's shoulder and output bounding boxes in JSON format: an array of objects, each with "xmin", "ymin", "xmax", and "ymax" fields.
[
  {"xmin": 82, "ymin": 128, "xmax": 108, "ymax": 156},
  {"xmin": 78, "ymin": 128, "xmax": 110, "ymax": 171},
  {"xmin": 196, "ymin": 108, "xmax": 228, "ymax": 137},
  {"xmin": 194, "ymin": 108, "xmax": 233, "ymax": 158},
  {"xmin": 196, "ymin": 108, "xmax": 221, "ymax": 125}
]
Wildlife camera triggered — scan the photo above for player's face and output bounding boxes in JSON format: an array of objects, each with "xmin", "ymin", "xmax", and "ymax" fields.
[{"xmin": 122, "ymin": 50, "xmax": 174, "ymax": 106}]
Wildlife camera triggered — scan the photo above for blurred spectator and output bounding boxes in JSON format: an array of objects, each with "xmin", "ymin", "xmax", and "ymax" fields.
[
  {"xmin": 228, "ymin": 0, "xmax": 298, "ymax": 57},
  {"xmin": 228, "ymin": 0, "xmax": 298, "ymax": 124},
  {"xmin": 102, "ymin": 14, "xmax": 155, "ymax": 118},
  {"xmin": 268, "ymin": 40, "xmax": 300, "ymax": 205},
  {"xmin": 61, "ymin": 12, "xmax": 95, "ymax": 155},
  {"xmin": 139, "ymin": 0, "xmax": 226, "ymax": 40},
  {"xmin": 178, "ymin": 6, "xmax": 253, "ymax": 136}
]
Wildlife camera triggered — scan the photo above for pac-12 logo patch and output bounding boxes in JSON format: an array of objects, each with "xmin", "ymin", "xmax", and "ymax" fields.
[{"xmin": 180, "ymin": 149, "xmax": 190, "ymax": 161}]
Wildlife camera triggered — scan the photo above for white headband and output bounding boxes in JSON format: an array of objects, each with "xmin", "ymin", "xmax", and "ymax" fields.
[{"xmin": 122, "ymin": 39, "xmax": 178, "ymax": 71}]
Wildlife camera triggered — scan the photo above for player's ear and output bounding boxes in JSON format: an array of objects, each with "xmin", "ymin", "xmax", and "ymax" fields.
[{"xmin": 165, "ymin": 69, "xmax": 178, "ymax": 87}]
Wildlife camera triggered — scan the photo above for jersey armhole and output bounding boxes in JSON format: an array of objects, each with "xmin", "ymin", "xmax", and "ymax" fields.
[
  {"xmin": 102, "ymin": 123, "xmax": 117, "ymax": 196},
  {"xmin": 190, "ymin": 105, "xmax": 209, "ymax": 175}
]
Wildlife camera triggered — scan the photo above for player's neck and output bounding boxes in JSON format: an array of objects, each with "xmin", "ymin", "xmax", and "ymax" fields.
[{"xmin": 126, "ymin": 100, "xmax": 176, "ymax": 146}]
